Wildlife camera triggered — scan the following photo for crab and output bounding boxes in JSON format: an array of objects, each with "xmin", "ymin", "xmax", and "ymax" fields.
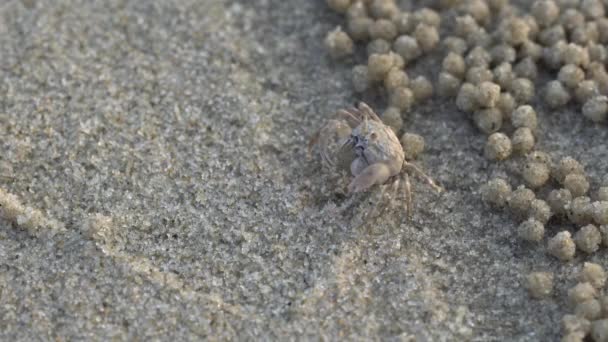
[{"xmin": 309, "ymin": 102, "xmax": 443, "ymax": 218}]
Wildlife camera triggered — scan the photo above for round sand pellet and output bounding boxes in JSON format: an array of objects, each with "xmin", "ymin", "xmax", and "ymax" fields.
[
  {"xmin": 512, "ymin": 127, "xmax": 535, "ymax": 154},
  {"xmin": 413, "ymin": 8, "xmax": 441, "ymax": 27},
  {"xmin": 562, "ymin": 43, "xmax": 590, "ymax": 67},
  {"xmin": 325, "ymin": 27, "xmax": 355, "ymax": 59},
  {"xmin": 575, "ymin": 80, "xmax": 600, "ymax": 103},
  {"xmin": 591, "ymin": 319, "xmax": 608, "ymax": 342},
  {"xmin": 393, "ymin": 11, "xmax": 414, "ymax": 34},
  {"xmin": 581, "ymin": 0, "xmax": 605, "ymax": 19},
  {"xmin": 576, "ymin": 33, "xmax": 600, "ymax": 51},
  {"xmin": 558, "ymin": 64, "xmax": 585, "ymax": 89},
  {"xmin": 381, "ymin": 107, "xmax": 403, "ymax": 133},
  {"xmin": 369, "ymin": 19, "xmax": 398, "ymax": 41},
  {"xmin": 491, "ymin": 44, "xmax": 517, "ymax": 65},
  {"xmin": 599, "ymin": 188, "xmax": 608, "ymax": 201},
  {"xmin": 561, "ymin": 329, "xmax": 586, "ymax": 341},
  {"xmin": 485, "ymin": 132, "xmax": 512, "ymax": 161},
  {"xmin": 352, "ymin": 65, "xmax": 370, "ymax": 92},
  {"xmin": 390, "ymin": 87, "xmax": 415, "ymax": 111},
  {"xmin": 456, "ymin": 15, "xmax": 480, "ymax": 38},
  {"xmin": 510, "ymin": 78, "xmax": 535, "ymax": 103},
  {"xmin": 393, "ymin": 35, "xmax": 422, "ymax": 63},
  {"xmin": 589, "ymin": 44, "xmax": 608, "ymax": 63},
  {"xmin": 529, "ymin": 199, "xmax": 553, "ymax": 224},
  {"xmin": 466, "ymin": 46, "xmax": 492, "ymax": 68},
  {"xmin": 600, "ymin": 225, "xmax": 608, "ymax": 247},
  {"xmin": 366, "ymin": 39, "xmax": 391, "ymax": 56},
  {"xmin": 544, "ymin": 80, "xmax": 571, "ymax": 108},
  {"xmin": 575, "ymin": 299, "xmax": 602, "ymax": 320},
  {"xmin": 462, "ymin": 0, "xmax": 490, "ymax": 25},
  {"xmin": 474, "ymin": 108, "xmax": 503, "ymax": 134},
  {"xmin": 481, "ymin": 178, "xmax": 512, "ymax": 208},
  {"xmin": 567, "ymin": 196, "xmax": 594, "ymax": 226},
  {"xmin": 575, "ymin": 224, "xmax": 601, "ymax": 253},
  {"xmin": 414, "ymin": 24, "xmax": 439, "ymax": 52},
  {"xmin": 456, "ymin": 82, "xmax": 479, "ymax": 112},
  {"xmin": 368, "ymin": 53, "xmax": 394, "ymax": 81},
  {"xmin": 466, "ymin": 66, "xmax": 494, "ymax": 85},
  {"xmin": 400, "ymin": 133, "xmax": 425, "ymax": 160},
  {"xmin": 560, "ymin": 8, "xmax": 585, "ymax": 31},
  {"xmin": 520, "ymin": 40, "xmax": 543, "ymax": 61},
  {"xmin": 493, "ymin": 63, "xmax": 515, "ymax": 90},
  {"xmin": 442, "ymin": 52, "xmax": 466, "ymax": 78},
  {"xmin": 501, "ymin": 17, "xmax": 530, "ymax": 46},
  {"xmin": 468, "ymin": 28, "xmax": 491, "ymax": 48},
  {"xmin": 511, "ymin": 105, "xmax": 538, "ymax": 130},
  {"xmin": 437, "ymin": 72, "xmax": 461, "ymax": 97},
  {"xmin": 586, "ymin": 61, "xmax": 606, "ymax": 79},
  {"xmin": 522, "ymin": 14, "xmax": 540, "ymax": 39},
  {"xmin": 509, "ymin": 186, "xmax": 536, "ymax": 218},
  {"xmin": 583, "ymin": 95, "xmax": 608, "ymax": 122},
  {"xmin": 411, "ymin": 76, "xmax": 433, "ymax": 102},
  {"xmin": 526, "ymin": 272, "xmax": 553, "ymax": 298},
  {"xmin": 569, "ymin": 282, "xmax": 598, "ymax": 306},
  {"xmin": 388, "ymin": 51, "xmax": 405, "ymax": 69},
  {"xmin": 348, "ymin": 17, "xmax": 373, "ymax": 41},
  {"xmin": 384, "ymin": 68, "xmax": 409, "ymax": 91},
  {"xmin": 539, "ymin": 25, "xmax": 566, "ymax": 46},
  {"xmin": 527, "ymin": 150, "xmax": 552, "ymax": 166},
  {"xmin": 519, "ymin": 219, "xmax": 545, "ymax": 242},
  {"xmin": 442, "ymin": 36, "xmax": 468, "ymax": 55},
  {"xmin": 514, "ymin": 57, "xmax": 538, "ymax": 80},
  {"xmin": 532, "ymin": 0, "xmax": 560, "ymax": 28},
  {"xmin": 327, "ymin": 0, "xmax": 352, "ymax": 13},
  {"xmin": 547, "ymin": 188, "xmax": 573, "ymax": 217},
  {"xmin": 579, "ymin": 262, "xmax": 607, "ymax": 289},
  {"xmin": 593, "ymin": 201, "xmax": 608, "ymax": 225},
  {"xmin": 487, "ymin": 0, "xmax": 508, "ymax": 11},
  {"xmin": 548, "ymin": 231, "xmax": 576, "ymax": 261},
  {"xmin": 497, "ymin": 93, "xmax": 516, "ymax": 119},
  {"xmin": 346, "ymin": 1, "xmax": 367, "ymax": 19},
  {"xmin": 476, "ymin": 82, "xmax": 501, "ymax": 108},
  {"xmin": 564, "ymin": 173, "xmax": 590, "ymax": 197},
  {"xmin": 571, "ymin": 22, "xmax": 599, "ymax": 45},
  {"xmin": 553, "ymin": 157, "xmax": 585, "ymax": 184},
  {"xmin": 542, "ymin": 42, "xmax": 565, "ymax": 70},
  {"xmin": 562, "ymin": 314, "xmax": 591, "ymax": 336},
  {"xmin": 522, "ymin": 161, "xmax": 550, "ymax": 189},
  {"xmin": 369, "ymin": 0, "xmax": 399, "ymax": 19}
]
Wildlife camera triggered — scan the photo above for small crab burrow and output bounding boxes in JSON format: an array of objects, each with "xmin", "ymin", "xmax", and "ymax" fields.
[{"xmin": 309, "ymin": 102, "xmax": 443, "ymax": 219}]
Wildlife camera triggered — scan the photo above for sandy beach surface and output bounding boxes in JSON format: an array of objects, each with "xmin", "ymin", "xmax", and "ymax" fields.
[{"xmin": 1, "ymin": 0, "xmax": 608, "ymax": 340}]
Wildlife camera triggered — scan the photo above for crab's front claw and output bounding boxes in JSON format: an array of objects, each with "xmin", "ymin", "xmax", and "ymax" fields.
[{"xmin": 348, "ymin": 162, "xmax": 392, "ymax": 194}]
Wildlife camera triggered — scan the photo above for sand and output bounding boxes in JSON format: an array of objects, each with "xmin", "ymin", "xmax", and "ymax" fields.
[{"xmin": 1, "ymin": 0, "xmax": 608, "ymax": 340}]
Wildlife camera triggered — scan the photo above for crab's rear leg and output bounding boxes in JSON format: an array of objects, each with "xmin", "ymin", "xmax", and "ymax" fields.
[
  {"xmin": 403, "ymin": 172, "xmax": 412, "ymax": 219},
  {"xmin": 403, "ymin": 161, "xmax": 444, "ymax": 193}
]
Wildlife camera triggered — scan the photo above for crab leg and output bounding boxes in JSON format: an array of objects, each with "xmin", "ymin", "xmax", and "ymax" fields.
[
  {"xmin": 404, "ymin": 173, "xmax": 412, "ymax": 219},
  {"xmin": 337, "ymin": 109, "xmax": 361, "ymax": 128},
  {"xmin": 357, "ymin": 102, "xmax": 382, "ymax": 122},
  {"xmin": 403, "ymin": 162, "xmax": 443, "ymax": 193}
]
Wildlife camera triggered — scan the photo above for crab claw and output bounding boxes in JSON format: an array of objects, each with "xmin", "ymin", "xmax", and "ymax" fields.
[{"xmin": 348, "ymin": 162, "xmax": 392, "ymax": 194}]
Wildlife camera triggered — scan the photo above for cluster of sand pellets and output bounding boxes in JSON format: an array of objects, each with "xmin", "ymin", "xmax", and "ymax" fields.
[
  {"xmin": 324, "ymin": 0, "xmax": 608, "ymax": 340},
  {"xmin": 526, "ymin": 262, "xmax": 608, "ymax": 342},
  {"xmin": 527, "ymin": 263, "xmax": 608, "ymax": 341}
]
